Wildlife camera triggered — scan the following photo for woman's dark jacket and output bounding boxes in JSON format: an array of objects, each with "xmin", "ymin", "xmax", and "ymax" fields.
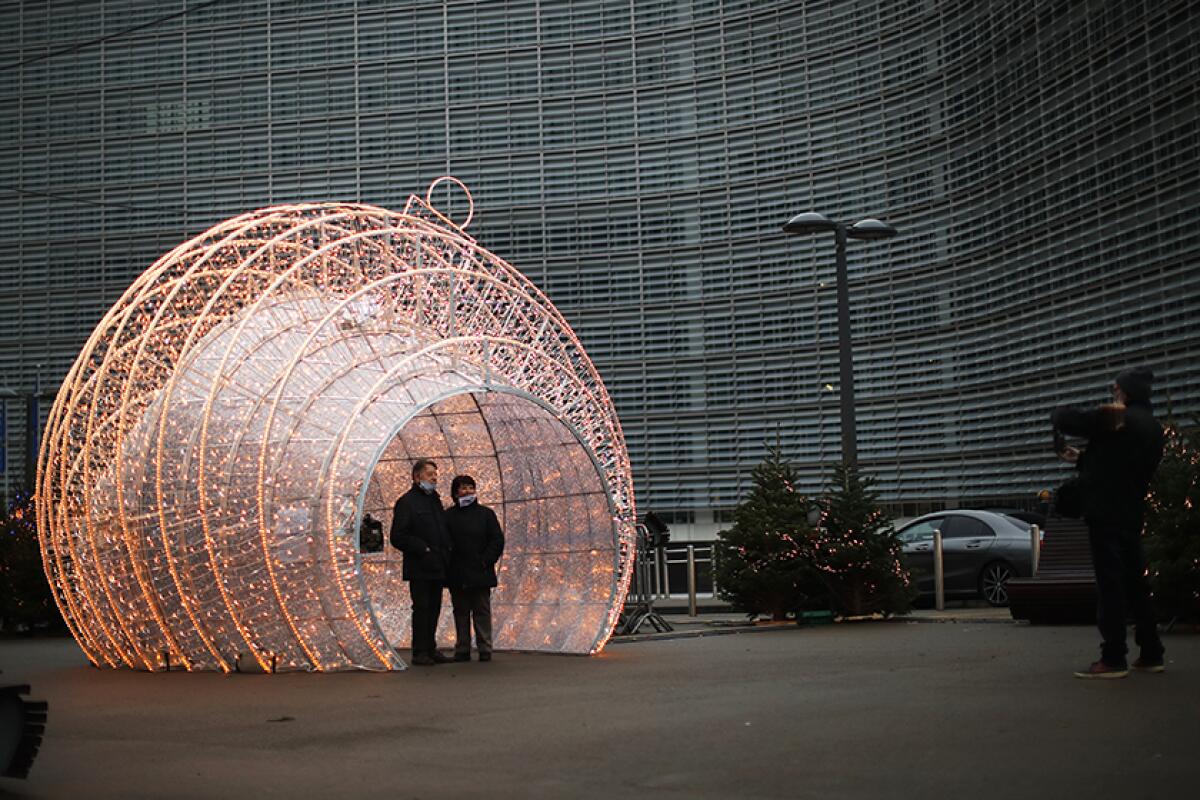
[
  {"xmin": 389, "ymin": 485, "xmax": 453, "ymax": 581},
  {"xmin": 446, "ymin": 502, "xmax": 505, "ymax": 589},
  {"xmin": 1051, "ymin": 401, "xmax": 1164, "ymax": 530}
]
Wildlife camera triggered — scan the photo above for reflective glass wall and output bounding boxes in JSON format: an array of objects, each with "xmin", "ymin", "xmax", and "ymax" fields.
[{"xmin": 3, "ymin": 0, "xmax": 1199, "ymax": 533}]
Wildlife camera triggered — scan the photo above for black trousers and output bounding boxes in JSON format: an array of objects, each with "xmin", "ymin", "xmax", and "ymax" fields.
[
  {"xmin": 409, "ymin": 579, "xmax": 445, "ymax": 656},
  {"xmin": 1087, "ymin": 521, "xmax": 1163, "ymax": 665},
  {"xmin": 450, "ymin": 586, "xmax": 494, "ymax": 656}
]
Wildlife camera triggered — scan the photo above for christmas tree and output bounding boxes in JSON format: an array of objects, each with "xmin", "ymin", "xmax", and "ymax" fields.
[
  {"xmin": 0, "ymin": 490, "xmax": 62, "ymax": 633},
  {"xmin": 1144, "ymin": 421, "xmax": 1200, "ymax": 623},
  {"xmin": 811, "ymin": 463, "xmax": 912, "ymax": 618},
  {"xmin": 714, "ymin": 447, "xmax": 823, "ymax": 620}
]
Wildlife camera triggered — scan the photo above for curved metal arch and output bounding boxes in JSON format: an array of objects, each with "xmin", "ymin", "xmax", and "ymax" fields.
[
  {"xmin": 40, "ymin": 210, "xmax": 312, "ymax": 670},
  {"xmin": 346, "ymin": 380, "xmax": 624, "ymax": 658},
  {"xmin": 249, "ymin": 268, "xmax": 626, "ymax": 668},
  {"xmin": 310, "ymin": 333, "xmax": 626, "ymax": 662},
  {"xmin": 307, "ymin": 336, "xmax": 627, "ymax": 663}
]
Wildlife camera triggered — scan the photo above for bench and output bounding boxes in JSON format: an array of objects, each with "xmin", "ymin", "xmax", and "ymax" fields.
[
  {"xmin": 0, "ymin": 683, "xmax": 48, "ymax": 780},
  {"xmin": 1007, "ymin": 518, "xmax": 1096, "ymax": 624}
]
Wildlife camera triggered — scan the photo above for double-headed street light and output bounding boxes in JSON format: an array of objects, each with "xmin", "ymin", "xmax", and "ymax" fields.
[{"xmin": 782, "ymin": 212, "xmax": 897, "ymax": 466}]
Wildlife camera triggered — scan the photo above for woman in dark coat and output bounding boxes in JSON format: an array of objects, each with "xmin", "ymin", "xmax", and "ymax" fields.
[{"xmin": 446, "ymin": 474, "xmax": 505, "ymax": 662}]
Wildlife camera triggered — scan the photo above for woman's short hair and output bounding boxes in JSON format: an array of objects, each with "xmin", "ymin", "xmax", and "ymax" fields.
[{"xmin": 450, "ymin": 474, "xmax": 477, "ymax": 497}]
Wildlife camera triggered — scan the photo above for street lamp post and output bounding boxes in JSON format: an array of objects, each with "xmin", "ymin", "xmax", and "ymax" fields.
[{"xmin": 782, "ymin": 213, "xmax": 897, "ymax": 466}]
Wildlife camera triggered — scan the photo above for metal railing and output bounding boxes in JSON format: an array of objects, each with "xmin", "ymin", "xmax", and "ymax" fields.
[
  {"xmin": 632, "ymin": 524, "xmax": 1045, "ymax": 617},
  {"xmin": 627, "ymin": 542, "xmax": 718, "ymax": 617}
]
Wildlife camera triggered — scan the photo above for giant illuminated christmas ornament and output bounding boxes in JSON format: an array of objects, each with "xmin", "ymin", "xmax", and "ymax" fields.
[{"xmin": 36, "ymin": 178, "xmax": 637, "ymax": 672}]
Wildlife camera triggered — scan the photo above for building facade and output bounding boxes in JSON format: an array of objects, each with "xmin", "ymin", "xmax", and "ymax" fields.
[{"xmin": 3, "ymin": 0, "xmax": 1199, "ymax": 541}]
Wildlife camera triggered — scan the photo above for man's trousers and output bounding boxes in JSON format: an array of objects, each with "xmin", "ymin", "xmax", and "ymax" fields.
[
  {"xmin": 1087, "ymin": 522, "xmax": 1163, "ymax": 665},
  {"xmin": 408, "ymin": 579, "xmax": 445, "ymax": 656}
]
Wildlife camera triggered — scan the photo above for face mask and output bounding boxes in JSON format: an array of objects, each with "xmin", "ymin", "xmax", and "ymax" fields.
[
  {"xmin": 457, "ymin": 494, "xmax": 477, "ymax": 507},
  {"xmin": 419, "ymin": 480, "xmax": 436, "ymax": 494}
]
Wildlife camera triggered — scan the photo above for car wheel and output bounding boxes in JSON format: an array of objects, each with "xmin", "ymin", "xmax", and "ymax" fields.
[{"xmin": 979, "ymin": 561, "xmax": 1014, "ymax": 607}]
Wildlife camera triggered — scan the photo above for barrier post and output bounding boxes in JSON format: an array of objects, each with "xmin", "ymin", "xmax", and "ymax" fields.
[
  {"xmin": 934, "ymin": 529, "xmax": 945, "ymax": 612},
  {"xmin": 1030, "ymin": 524, "xmax": 1041, "ymax": 576},
  {"xmin": 686, "ymin": 545, "xmax": 698, "ymax": 617}
]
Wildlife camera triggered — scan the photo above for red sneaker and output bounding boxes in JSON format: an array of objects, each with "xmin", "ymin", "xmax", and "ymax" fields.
[
  {"xmin": 1073, "ymin": 660, "xmax": 1129, "ymax": 679},
  {"xmin": 1132, "ymin": 657, "xmax": 1165, "ymax": 673}
]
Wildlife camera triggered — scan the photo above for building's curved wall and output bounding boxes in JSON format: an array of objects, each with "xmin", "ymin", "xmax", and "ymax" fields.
[{"xmin": 3, "ymin": 0, "xmax": 1199, "ymax": 524}]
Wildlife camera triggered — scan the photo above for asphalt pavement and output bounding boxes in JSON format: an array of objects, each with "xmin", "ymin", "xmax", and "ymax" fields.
[{"xmin": 1, "ymin": 620, "xmax": 1197, "ymax": 799}]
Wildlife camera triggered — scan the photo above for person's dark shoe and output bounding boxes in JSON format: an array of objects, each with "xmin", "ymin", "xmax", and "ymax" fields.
[
  {"xmin": 429, "ymin": 651, "xmax": 455, "ymax": 664},
  {"xmin": 1132, "ymin": 656, "xmax": 1165, "ymax": 673},
  {"xmin": 1073, "ymin": 660, "xmax": 1129, "ymax": 679},
  {"xmin": 411, "ymin": 653, "xmax": 436, "ymax": 666},
  {"xmin": 453, "ymin": 652, "xmax": 471, "ymax": 663},
  {"xmin": 478, "ymin": 652, "xmax": 492, "ymax": 662}
]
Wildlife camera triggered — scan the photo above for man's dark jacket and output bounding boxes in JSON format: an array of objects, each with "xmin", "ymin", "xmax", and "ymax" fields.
[
  {"xmin": 389, "ymin": 485, "xmax": 453, "ymax": 581},
  {"xmin": 1051, "ymin": 401, "xmax": 1164, "ymax": 529},
  {"xmin": 446, "ymin": 502, "xmax": 505, "ymax": 589}
]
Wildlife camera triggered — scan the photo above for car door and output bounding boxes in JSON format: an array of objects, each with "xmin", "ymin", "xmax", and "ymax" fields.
[
  {"xmin": 898, "ymin": 518, "xmax": 943, "ymax": 593},
  {"xmin": 939, "ymin": 515, "xmax": 996, "ymax": 592}
]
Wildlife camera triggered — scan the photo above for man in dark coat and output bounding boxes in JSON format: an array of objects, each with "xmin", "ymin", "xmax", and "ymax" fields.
[
  {"xmin": 446, "ymin": 474, "xmax": 505, "ymax": 662},
  {"xmin": 1051, "ymin": 366, "xmax": 1166, "ymax": 679},
  {"xmin": 389, "ymin": 459, "xmax": 454, "ymax": 666}
]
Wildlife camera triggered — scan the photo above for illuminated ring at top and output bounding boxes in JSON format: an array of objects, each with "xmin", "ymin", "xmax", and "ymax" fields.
[
  {"xmin": 425, "ymin": 175, "xmax": 474, "ymax": 229},
  {"xmin": 36, "ymin": 181, "xmax": 637, "ymax": 672}
]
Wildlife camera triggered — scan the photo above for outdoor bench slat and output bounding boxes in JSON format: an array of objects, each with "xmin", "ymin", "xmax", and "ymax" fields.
[{"xmin": 1008, "ymin": 519, "xmax": 1095, "ymax": 624}]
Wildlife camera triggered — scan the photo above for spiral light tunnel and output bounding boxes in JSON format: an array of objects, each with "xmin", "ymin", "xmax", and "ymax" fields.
[{"xmin": 36, "ymin": 179, "xmax": 638, "ymax": 672}]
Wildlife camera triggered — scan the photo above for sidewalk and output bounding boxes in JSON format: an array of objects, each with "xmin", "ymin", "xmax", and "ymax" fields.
[
  {"xmin": 2, "ymin": 622, "xmax": 1196, "ymax": 799},
  {"xmin": 612, "ymin": 605, "xmax": 1017, "ymax": 643},
  {"xmin": 901, "ymin": 606, "xmax": 1018, "ymax": 624}
]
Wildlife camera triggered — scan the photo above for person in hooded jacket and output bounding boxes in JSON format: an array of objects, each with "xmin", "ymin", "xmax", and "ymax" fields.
[
  {"xmin": 389, "ymin": 459, "xmax": 454, "ymax": 666},
  {"xmin": 1052, "ymin": 366, "xmax": 1166, "ymax": 679},
  {"xmin": 446, "ymin": 474, "xmax": 505, "ymax": 662}
]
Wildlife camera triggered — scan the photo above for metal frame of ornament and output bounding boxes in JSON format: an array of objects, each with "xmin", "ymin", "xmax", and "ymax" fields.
[{"xmin": 35, "ymin": 179, "xmax": 638, "ymax": 672}]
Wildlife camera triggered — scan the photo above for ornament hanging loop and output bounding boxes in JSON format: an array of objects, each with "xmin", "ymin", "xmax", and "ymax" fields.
[{"xmin": 425, "ymin": 175, "xmax": 475, "ymax": 229}]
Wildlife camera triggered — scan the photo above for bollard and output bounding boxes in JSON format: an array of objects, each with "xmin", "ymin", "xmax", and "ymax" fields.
[
  {"xmin": 1030, "ymin": 524, "xmax": 1041, "ymax": 576},
  {"xmin": 687, "ymin": 544, "xmax": 698, "ymax": 617},
  {"xmin": 653, "ymin": 547, "xmax": 664, "ymax": 599},
  {"xmin": 658, "ymin": 548, "xmax": 668, "ymax": 599},
  {"xmin": 933, "ymin": 529, "xmax": 945, "ymax": 611}
]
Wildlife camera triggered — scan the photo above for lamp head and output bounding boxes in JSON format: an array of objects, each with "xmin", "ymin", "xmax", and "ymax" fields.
[
  {"xmin": 846, "ymin": 218, "xmax": 897, "ymax": 240},
  {"xmin": 782, "ymin": 212, "xmax": 838, "ymax": 235}
]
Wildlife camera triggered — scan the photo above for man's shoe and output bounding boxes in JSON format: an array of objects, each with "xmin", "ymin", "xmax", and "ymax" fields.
[
  {"xmin": 478, "ymin": 652, "xmax": 492, "ymax": 662},
  {"xmin": 411, "ymin": 653, "xmax": 436, "ymax": 666},
  {"xmin": 1073, "ymin": 660, "xmax": 1129, "ymax": 679},
  {"xmin": 1133, "ymin": 657, "xmax": 1165, "ymax": 673},
  {"xmin": 453, "ymin": 652, "xmax": 471, "ymax": 663},
  {"xmin": 429, "ymin": 651, "xmax": 455, "ymax": 664}
]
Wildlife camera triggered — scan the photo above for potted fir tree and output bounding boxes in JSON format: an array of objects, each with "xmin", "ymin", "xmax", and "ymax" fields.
[{"xmin": 713, "ymin": 448, "xmax": 823, "ymax": 620}]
